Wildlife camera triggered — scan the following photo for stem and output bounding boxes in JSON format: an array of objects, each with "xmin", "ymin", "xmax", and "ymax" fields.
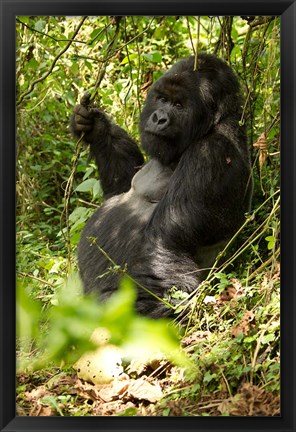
[
  {"xmin": 17, "ymin": 16, "xmax": 87, "ymax": 106},
  {"xmin": 194, "ymin": 17, "xmax": 200, "ymax": 70},
  {"xmin": 60, "ymin": 134, "xmax": 85, "ymax": 273},
  {"xmin": 207, "ymin": 190, "xmax": 280, "ymax": 280},
  {"xmin": 89, "ymin": 238, "xmax": 175, "ymax": 311},
  {"xmin": 176, "ymin": 190, "xmax": 280, "ymax": 322}
]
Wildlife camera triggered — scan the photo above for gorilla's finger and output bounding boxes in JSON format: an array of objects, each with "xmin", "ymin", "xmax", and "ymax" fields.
[
  {"xmin": 73, "ymin": 105, "xmax": 93, "ymax": 122},
  {"xmin": 74, "ymin": 123, "xmax": 93, "ymax": 132},
  {"xmin": 89, "ymin": 107, "xmax": 105, "ymax": 118},
  {"xmin": 75, "ymin": 113, "xmax": 93, "ymax": 126},
  {"xmin": 80, "ymin": 91, "xmax": 91, "ymax": 107}
]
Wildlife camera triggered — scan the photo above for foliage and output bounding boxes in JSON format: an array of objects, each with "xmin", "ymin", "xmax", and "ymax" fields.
[
  {"xmin": 17, "ymin": 275, "xmax": 190, "ymax": 371},
  {"xmin": 16, "ymin": 16, "xmax": 280, "ymax": 416}
]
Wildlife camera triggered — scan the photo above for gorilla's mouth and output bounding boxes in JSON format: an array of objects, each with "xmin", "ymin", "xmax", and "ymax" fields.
[
  {"xmin": 144, "ymin": 129, "xmax": 166, "ymax": 137},
  {"xmin": 142, "ymin": 128, "xmax": 177, "ymax": 140}
]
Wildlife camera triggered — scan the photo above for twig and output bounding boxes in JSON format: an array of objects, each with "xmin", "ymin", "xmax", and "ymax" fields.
[
  {"xmin": 177, "ymin": 190, "xmax": 280, "ymax": 329},
  {"xmin": 194, "ymin": 17, "xmax": 200, "ymax": 71},
  {"xmin": 61, "ymin": 134, "xmax": 85, "ymax": 273},
  {"xmin": 250, "ymin": 314, "xmax": 279, "ymax": 383},
  {"xmin": 248, "ymin": 248, "xmax": 280, "ymax": 281},
  {"xmin": 186, "ymin": 17, "xmax": 195, "ymax": 55},
  {"xmin": 17, "ymin": 16, "xmax": 87, "ymax": 106},
  {"xmin": 17, "ymin": 271, "xmax": 55, "ymax": 287},
  {"xmin": 78, "ymin": 198, "xmax": 99, "ymax": 208},
  {"xmin": 89, "ymin": 237, "xmax": 175, "ymax": 311},
  {"xmin": 61, "ymin": 18, "xmax": 122, "ymax": 272},
  {"xmin": 16, "ymin": 18, "xmax": 88, "ymax": 44},
  {"xmin": 207, "ymin": 192, "xmax": 280, "ymax": 280},
  {"xmin": 220, "ymin": 367, "xmax": 232, "ymax": 397}
]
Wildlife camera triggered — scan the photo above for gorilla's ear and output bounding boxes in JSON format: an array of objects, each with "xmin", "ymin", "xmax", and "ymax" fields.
[
  {"xmin": 199, "ymin": 76, "xmax": 236, "ymax": 125},
  {"xmin": 214, "ymin": 96, "xmax": 228, "ymax": 125},
  {"xmin": 214, "ymin": 92, "xmax": 240, "ymax": 125},
  {"xmin": 214, "ymin": 110, "xmax": 222, "ymax": 125},
  {"xmin": 199, "ymin": 77, "xmax": 222, "ymax": 125}
]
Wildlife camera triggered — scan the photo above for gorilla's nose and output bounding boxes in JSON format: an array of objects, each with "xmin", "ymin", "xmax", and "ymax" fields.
[{"xmin": 150, "ymin": 109, "xmax": 170, "ymax": 131}]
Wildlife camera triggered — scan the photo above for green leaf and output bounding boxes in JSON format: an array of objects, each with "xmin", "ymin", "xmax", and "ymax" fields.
[
  {"xmin": 92, "ymin": 180, "xmax": 103, "ymax": 199},
  {"xmin": 35, "ymin": 19, "xmax": 46, "ymax": 32},
  {"xmin": 41, "ymin": 112, "xmax": 53, "ymax": 123},
  {"xmin": 75, "ymin": 178, "xmax": 97, "ymax": 193},
  {"xmin": 64, "ymin": 90, "xmax": 76, "ymax": 106},
  {"xmin": 118, "ymin": 407, "xmax": 138, "ymax": 416},
  {"xmin": 41, "ymin": 395, "xmax": 64, "ymax": 416},
  {"xmin": 70, "ymin": 62, "xmax": 79, "ymax": 75},
  {"xmin": 83, "ymin": 167, "xmax": 95, "ymax": 180},
  {"xmin": 89, "ymin": 28, "xmax": 102, "ymax": 42},
  {"xmin": 84, "ymin": 60, "xmax": 93, "ymax": 71},
  {"xmin": 261, "ymin": 334, "xmax": 275, "ymax": 344},
  {"xmin": 69, "ymin": 207, "xmax": 93, "ymax": 233},
  {"xmin": 203, "ymin": 371, "xmax": 217, "ymax": 384},
  {"xmin": 69, "ymin": 207, "xmax": 89, "ymax": 223},
  {"xmin": 30, "ymin": 164, "xmax": 42, "ymax": 171},
  {"xmin": 143, "ymin": 52, "xmax": 162, "ymax": 63},
  {"xmin": 121, "ymin": 53, "xmax": 138, "ymax": 65},
  {"xmin": 18, "ymin": 16, "xmax": 30, "ymax": 24},
  {"xmin": 243, "ymin": 336, "xmax": 256, "ymax": 343},
  {"xmin": 16, "ymin": 282, "xmax": 42, "ymax": 343},
  {"xmin": 69, "ymin": 207, "xmax": 91, "ymax": 226},
  {"xmin": 28, "ymin": 58, "xmax": 39, "ymax": 70},
  {"xmin": 100, "ymin": 277, "xmax": 137, "ymax": 337},
  {"xmin": 265, "ymin": 235, "xmax": 276, "ymax": 250}
]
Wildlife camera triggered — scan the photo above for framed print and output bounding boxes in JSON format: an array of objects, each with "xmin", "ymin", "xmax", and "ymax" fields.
[{"xmin": 1, "ymin": 1, "xmax": 295, "ymax": 431}]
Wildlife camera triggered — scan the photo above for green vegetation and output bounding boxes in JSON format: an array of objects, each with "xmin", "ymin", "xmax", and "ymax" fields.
[{"xmin": 16, "ymin": 16, "xmax": 280, "ymax": 416}]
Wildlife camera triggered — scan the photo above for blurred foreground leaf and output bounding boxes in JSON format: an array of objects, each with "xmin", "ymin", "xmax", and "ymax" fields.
[{"xmin": 17, "ymin": 275, "xmax": 192, "ymax": 373}]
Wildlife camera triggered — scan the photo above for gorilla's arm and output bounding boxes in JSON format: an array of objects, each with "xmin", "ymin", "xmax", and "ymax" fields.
[
  {"xmin": 70, "ymin": 101, "xmax": 144, "ymax": 198},
  {"xmin": 148, "ymin": 132, "xmax": 252, "ymax": 254}
]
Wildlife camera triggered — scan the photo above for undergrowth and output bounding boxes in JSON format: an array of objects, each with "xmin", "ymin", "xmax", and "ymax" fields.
[{"xmin": 16, "ymin": 15, "xmax": 280, "ymax": 417}]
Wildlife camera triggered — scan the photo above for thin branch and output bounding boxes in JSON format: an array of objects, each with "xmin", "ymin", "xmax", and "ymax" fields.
[
  {"xmin": 89, "ymin": 238, "xmax": 175, "ymax": 311},
  {"xmin": 176, "ymin": 190, "xmax": 280, "ymax": 327},
  {"xmin": 250, "ymin": 314, "xmax": 279, "ymax": 383},
  {"xmin": 60, "ymin": 133, "xmax": 84, "ymax": 274},
  {"xmin": 248, "ymin": 248, "xmax": 280, "ymax": 281},
  {"xmin": 186, "ymin": 17, "xmax": 195, "ymax": 55},
  {"xmin": 17, "ymin": 271, "xmax": 55, "ymax": 287},
  {"xmin": 194, "ymin": 17, "xmax": 200, "ymax": 70},
  {"xmin": 78, "ymin": 198, "xmax": 99, "ymax": 208},
  {"xmin": 16, "ymin": 18, "xmax": 88, "ymax": 44},
  {"xmin": 61, "ymin": 17, "xmax": 122, "ymax": 272},
  {"xmin": 17, "ymin": 16, "xmax": 87, "ymax": 106},
  {"xmin": 103, "ymin": 17, "xmax": 155, "ymax": 65}
]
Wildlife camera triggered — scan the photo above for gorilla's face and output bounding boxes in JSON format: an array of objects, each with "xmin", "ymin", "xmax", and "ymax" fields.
[
  {"xmin": 139, "ymin": 61, "xmax": 216, "ymax": 166},
  {"xmin": 139, "ymin": 54, "xmax": 242, "ymax": 166},
  {"xmin": 139, "ymin": 72, "xmax": 199, "ymax": 165}
]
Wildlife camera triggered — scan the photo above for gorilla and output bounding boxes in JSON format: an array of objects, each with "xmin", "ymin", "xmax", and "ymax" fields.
[{"xmin": 70, "ymin": 53, "xmax": 252, "ymax": 318}]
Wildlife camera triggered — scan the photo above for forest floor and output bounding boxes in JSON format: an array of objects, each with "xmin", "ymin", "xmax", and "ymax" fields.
[
  {"xmin": 16, "ymin": 264, "xmax": 280, "ymax": 417},
  {"xmin": 17, "ymin": 354, "xmax": 280, "ymax": 416},
  {"xmin": 16, "ymin": 366, "xmax": 280, "ymax": 417}
]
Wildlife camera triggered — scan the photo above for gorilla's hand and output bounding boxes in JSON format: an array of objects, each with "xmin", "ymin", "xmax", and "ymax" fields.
[{"xmin": 70, "ymin": 92, "xmax": 110, "ymax": 143}]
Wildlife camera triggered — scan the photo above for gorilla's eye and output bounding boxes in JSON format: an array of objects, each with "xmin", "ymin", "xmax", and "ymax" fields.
[
  {"xmin": 157, "ymin": 96, "xmax": 167, "ymax": 103},
  {"xmin": 174, "ymin": 102, "xmax": 183, "ymax": 109}
]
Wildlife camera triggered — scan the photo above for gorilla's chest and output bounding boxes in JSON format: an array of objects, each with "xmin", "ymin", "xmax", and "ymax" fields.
[
  {"xmin": 131, "ymin": 159, "xmax": 173, "ymax": 203},
  {"xmin": 99, "ymin": 159, "xmax": 173, "ymax": 226}
]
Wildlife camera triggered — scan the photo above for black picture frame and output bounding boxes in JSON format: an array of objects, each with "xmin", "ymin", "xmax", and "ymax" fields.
[{"xmin": 1, "ymin": 1, "xmax": 295, "ymax": 431}]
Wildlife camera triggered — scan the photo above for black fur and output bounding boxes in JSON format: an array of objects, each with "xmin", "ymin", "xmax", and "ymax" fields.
[{"xmin": 70, "ymin": 53, "xmax": 253, "ymax": 318}]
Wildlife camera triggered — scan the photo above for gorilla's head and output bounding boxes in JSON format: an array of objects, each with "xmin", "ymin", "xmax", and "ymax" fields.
[{"xmin": 139, "ymin": 53, "xmax": 243, "ymax": 166}]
